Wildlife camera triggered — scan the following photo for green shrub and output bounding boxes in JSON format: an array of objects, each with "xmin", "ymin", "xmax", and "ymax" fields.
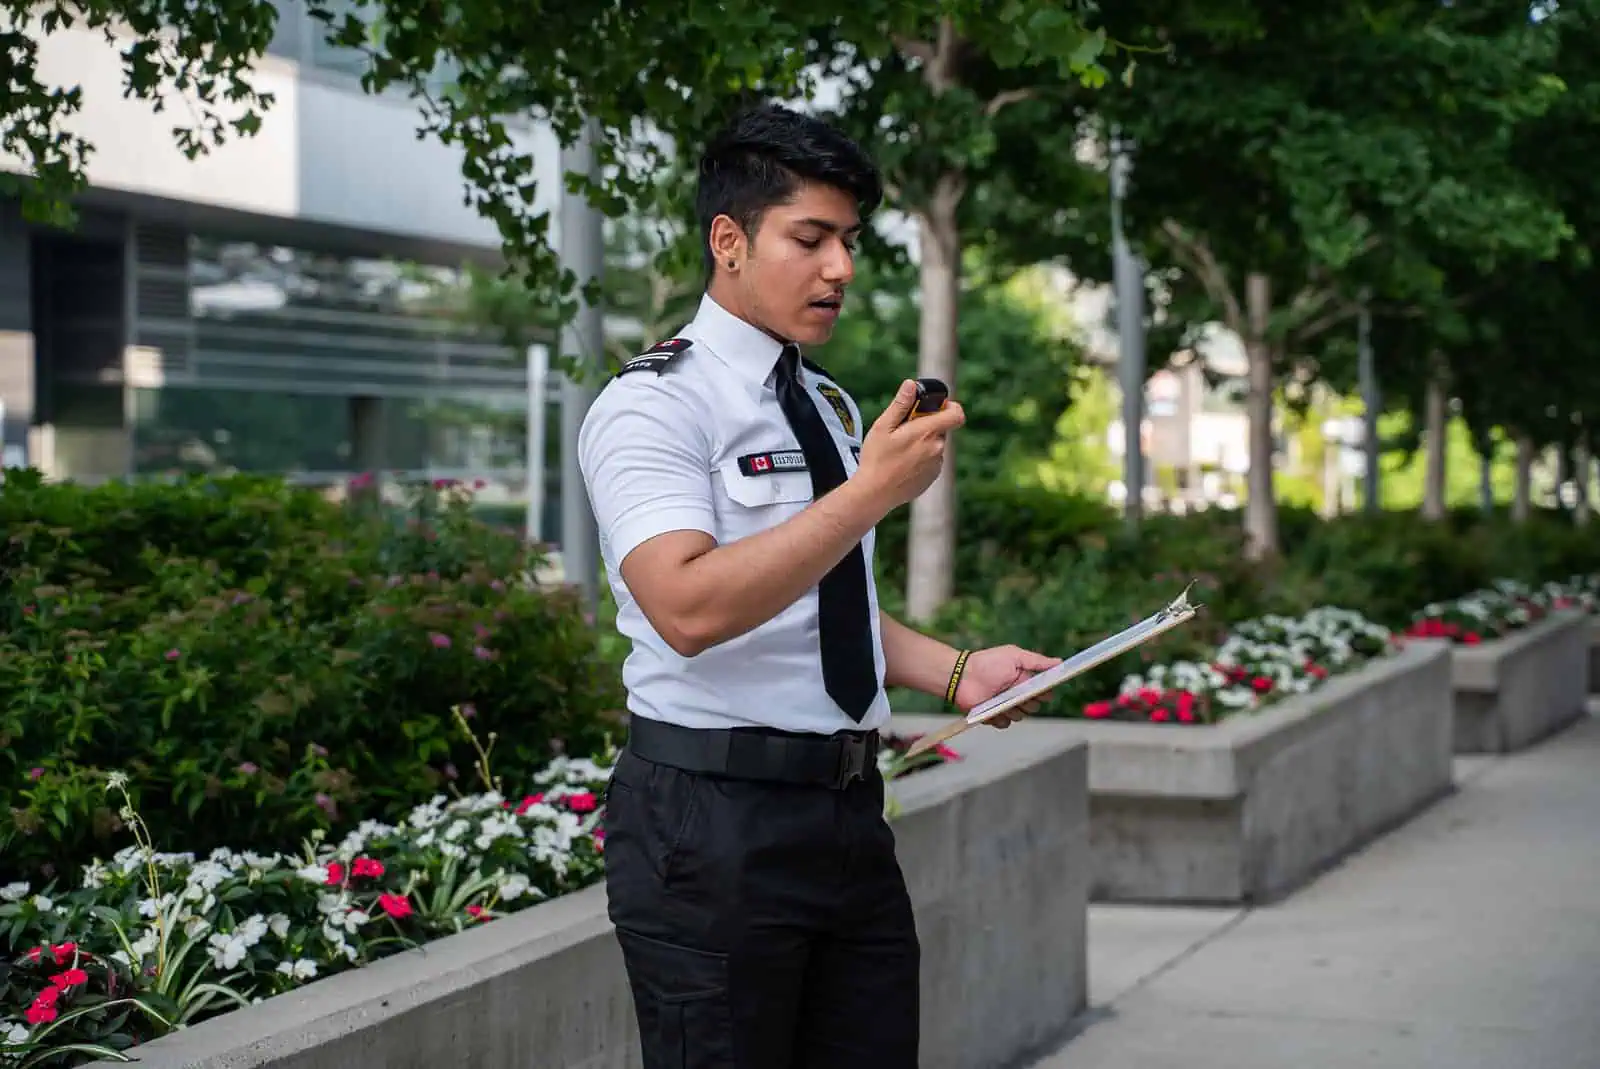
[
  {"xmin": 0, "ymin": 471, "xmax": 623, "ymax": 885},
  {"xmin": 873, "ymin": 482, "xmax": 1117, "ymax": 595}
]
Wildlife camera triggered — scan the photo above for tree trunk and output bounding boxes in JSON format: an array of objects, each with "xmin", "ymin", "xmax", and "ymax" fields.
[
  {"xmin": 1243, "ymin": 271, "xmax": 1279, "ymax": 559},
  {"xmin": 1479, "ymin": 452, "xmax": 1493, "ymax": 514},
  {"xmin": 1421, "ymin": 365, "xmax": 1448, "ymax": 521},
  {"xmin": 905, "ymin": 175, "xmax": 963, "ymax": 622},
  {"xmin": 1575, "ymin": 443, "xmax": 1591, "ymax": 527},
  {"xmin": 1512, "ymin": 435, "xmax": 1532, "ymax": 522}
]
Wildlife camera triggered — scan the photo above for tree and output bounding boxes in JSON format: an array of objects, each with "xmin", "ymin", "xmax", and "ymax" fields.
[
  {"xmin": 1083, "ymin": 0, "xmax": 1571, "ymax": 556},
  {"xmin": 800, "ymin": 5, "xmax": 1119, "ymax": 620}
]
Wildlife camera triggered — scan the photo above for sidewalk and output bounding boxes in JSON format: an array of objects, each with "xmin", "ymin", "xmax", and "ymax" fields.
[{"xmin": 1033, "ymin": 705, "xmax": 1600, "ymax": 1069}]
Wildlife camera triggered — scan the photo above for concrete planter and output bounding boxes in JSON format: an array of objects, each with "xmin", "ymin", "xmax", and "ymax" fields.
[
  {"xmin": 87, "ymin": 718, "xmax": 1089, "ymax": 1069},
  {"xmin": 1451, "ymin": 609, "xmax": 1589, "ymax": 754},
  {"xmin": 1589, "ymin": 618, "xmax": 1599, "ymax": 694},
  {"xmin": 1072, "ymin": 640, "xmax": 1455, "ymax": 906}
]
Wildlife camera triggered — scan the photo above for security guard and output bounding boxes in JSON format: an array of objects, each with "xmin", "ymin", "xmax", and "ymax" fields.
[{"xmin": 577, "ymin": 102, "xmax": 1060, "ymax": 1069}]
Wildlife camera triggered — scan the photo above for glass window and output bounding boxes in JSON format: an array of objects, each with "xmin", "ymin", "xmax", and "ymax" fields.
[
  {"xmin": 183, "ymin": 235, "xmax": 527, "ymax": 396},
  {"xmin": 130, "ymin": 387, "xmax": 352, "ymax": 475}
]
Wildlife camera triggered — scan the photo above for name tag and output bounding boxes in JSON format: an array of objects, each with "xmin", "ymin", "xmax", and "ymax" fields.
[{"xmin": 737, "ymin": 450, "xmax": 807, "ymax": 476}]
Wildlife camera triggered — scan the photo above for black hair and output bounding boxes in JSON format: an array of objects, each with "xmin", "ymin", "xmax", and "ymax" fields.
[{"xmin": 694, "ymin": 102, "xmax": 884, "ymax": 278}]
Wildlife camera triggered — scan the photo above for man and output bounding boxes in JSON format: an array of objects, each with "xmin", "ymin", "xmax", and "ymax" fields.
[{"xmin": 577, "ymin": 101, "xmax": 1060, "ymax": 1069}]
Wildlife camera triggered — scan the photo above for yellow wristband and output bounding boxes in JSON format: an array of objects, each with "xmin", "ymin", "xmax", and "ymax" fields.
[{"xmin": 945, "ymin": 649, "xmax": 972, "ymax": 706}]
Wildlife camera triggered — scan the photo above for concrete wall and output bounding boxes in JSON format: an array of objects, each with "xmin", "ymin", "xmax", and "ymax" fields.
[
  {"xmin": 7, "ymin": 26, "xmax": 556, "ymax": 251},
  {"xmin": 1077, "ymin": 640, "xmax": 1455, "ymax": 905},
  {"xmin": 1451, "ymin": 610, "xmax": 1589, "ymax": 754},
  {"xmin": 1589, "ymin": 619, "xmax": 1598, "ymax": 695},
  {"xmin": 84, "ymin": 717, "xmax": 1089, "ymax": 1069}
]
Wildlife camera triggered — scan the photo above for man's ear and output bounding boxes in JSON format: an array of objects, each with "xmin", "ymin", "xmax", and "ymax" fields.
[{"xmin": 709, "ymin": 213, "xmax": 747, "ymax": 269}]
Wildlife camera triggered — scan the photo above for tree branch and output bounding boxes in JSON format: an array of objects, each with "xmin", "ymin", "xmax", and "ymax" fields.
[
  {"xmin": 984, "ymin": 87, "xmax": 1036, "ymax": 117},
  {"xmin": 1158, "ymin": 219, "xmax": 1243, "ymax": 334}
]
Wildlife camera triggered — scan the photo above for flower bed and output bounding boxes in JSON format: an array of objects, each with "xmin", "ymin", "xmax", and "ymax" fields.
[
  {"xmin": 1076, "ymin": 638, "xmax": 1454, "ymax": 905},
  {"xmin": 1080, "ymin": 606, "xmax": 1395, "ymax": 725},
  {"xmin": 0, "ymin": 733, "xmax": 958, "ymax": 1065},
  {"xmin": 5, "ymin": 720, "xmax": 1083, "ymax": 1069}
]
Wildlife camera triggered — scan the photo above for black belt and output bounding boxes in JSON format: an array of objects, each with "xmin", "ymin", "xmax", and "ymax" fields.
[{"xmin": 626, "ymin": 715, "xmax": 880, "ymax": 790}]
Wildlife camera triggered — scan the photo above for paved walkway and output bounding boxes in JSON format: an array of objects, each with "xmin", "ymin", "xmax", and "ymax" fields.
[{"xmin": 1033, "ymin": 704, "xmax": 1600, "ymax": 1069}]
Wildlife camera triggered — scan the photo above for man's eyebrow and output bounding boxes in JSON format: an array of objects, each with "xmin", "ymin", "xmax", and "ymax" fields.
[{"xmin": 794, "ymin": 217, "xmax": 864, "ymax": 235}]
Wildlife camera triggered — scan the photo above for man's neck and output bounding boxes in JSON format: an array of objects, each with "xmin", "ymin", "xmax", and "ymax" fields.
[{"xmin": 705, "ymin": 282, "xmax": 788, "ymax": 345}]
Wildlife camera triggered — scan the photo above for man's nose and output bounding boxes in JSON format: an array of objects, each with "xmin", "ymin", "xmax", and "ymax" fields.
[{"xmin": 822, "ymin": 239, "xmax": 855, "ymax": 284}]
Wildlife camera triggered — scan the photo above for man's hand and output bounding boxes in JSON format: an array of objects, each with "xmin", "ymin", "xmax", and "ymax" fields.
[
  {"xmin": 953, "ymin": 645, "xmax": 1063, "ymax": 728},
  {"xmin": 855, "ymin": 380, "xmax": 965, "ymax": 510}
]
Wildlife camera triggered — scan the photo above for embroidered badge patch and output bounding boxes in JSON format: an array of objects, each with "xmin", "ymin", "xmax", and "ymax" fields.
[
  {"xmin": 815, "ymin": 382, "xmax": 856, "ymax": 436},
  {"xmin": 616, "ymin": 337, "xmax": 692, "ymax": 377},
  {"xmin": 737, "ymin": 450, "xmax": 807, "ymax": 476}
]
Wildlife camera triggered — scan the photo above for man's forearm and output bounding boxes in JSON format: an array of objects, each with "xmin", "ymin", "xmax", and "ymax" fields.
[{"xmin": 880, "ymin": 610, "xmax": 962, "ymax": 698}]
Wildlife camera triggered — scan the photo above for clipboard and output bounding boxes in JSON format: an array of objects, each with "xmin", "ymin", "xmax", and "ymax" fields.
[{"xmin": 903, "ymin": 582, "xmax": 1205, "ymax": 758}]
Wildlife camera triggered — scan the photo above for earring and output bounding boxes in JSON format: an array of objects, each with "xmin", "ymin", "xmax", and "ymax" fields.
[{"xmin": 727, "ymin": 259, "xmax": 736, "ymax": 269}]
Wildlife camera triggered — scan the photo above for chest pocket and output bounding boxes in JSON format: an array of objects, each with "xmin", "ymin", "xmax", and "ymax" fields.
[{"xmin": 717, "ymin": 456, "xmax": 815, "ymax": 509}]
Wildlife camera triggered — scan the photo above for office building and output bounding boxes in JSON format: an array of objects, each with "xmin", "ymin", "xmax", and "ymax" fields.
[{"xmin": 0, "ymin": 0, "xmax": 565, "ymax": 537}]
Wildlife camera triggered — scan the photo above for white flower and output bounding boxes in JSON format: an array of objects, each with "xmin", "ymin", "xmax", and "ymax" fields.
[
  {"xmin": 296, "ymin": 864, "xmax": 332, "ymax": 886},
  {"xmin": 276, "ymin": 958, "xmax": 319, "ymax": 980},
  {"xmin": 3, "ymin": 1019, "xmax": 29, "ymax": 1044},
  {"xmin": 207, "ymin": 931, "xmax": 250, "ymax": 970},
  {"xmin": 31, "ymin": 895, "xmax": 52, "ymax": 912},
  {"xmin": 0, "ymin": 882, "xmax": 28, "ymax": 903},
  {"xmin": 268, "ymin": 913, "xmax": 291, "ymax": 939}
]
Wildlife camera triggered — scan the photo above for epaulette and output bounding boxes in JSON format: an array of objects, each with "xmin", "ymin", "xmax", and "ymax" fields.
[{"xmin": 616, "ymin": 337, "xmax": 693, "ymax": 378}]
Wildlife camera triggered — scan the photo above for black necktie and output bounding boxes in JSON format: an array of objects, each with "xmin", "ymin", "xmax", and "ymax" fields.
[{"xmin": 773, "ymin": 344, "xmax": 878, "ymax": 721}]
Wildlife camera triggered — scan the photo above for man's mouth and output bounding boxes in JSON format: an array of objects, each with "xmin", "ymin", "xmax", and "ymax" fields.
[{"xmin": 809, "ymin": 296, "xmax": 844, "ymax": 313}]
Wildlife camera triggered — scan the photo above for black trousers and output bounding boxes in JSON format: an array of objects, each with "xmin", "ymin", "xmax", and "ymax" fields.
[{"xmin": 603, "ymin": 742, "xmax": 920, "ymax": 1069}]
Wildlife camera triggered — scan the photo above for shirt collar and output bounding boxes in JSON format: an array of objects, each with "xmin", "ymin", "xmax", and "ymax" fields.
[{"xmin": 689, "ymin": 293, "xmax": 789, "ymax": 384}]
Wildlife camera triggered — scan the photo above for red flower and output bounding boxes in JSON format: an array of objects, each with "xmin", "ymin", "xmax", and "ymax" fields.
[
  {"xmin": 51, "ymin": 942, "xmax": 78, "ymax": 965},
  {"xmin": 31, "ymin": 986, "xmax": 60, "ymax": 1007},
  {"xmin": 352, "ymin": 857, "xmax": 385, "ymax": 879},
  {"xmin": 514, "ymin": 793, "xmax": 545, "ymax": 815},
  {"xmin": 1463, "ymin": 632, "xmax": 1482, "ymax": 645},
  {"xmin": 377, "ymin": 893, "xmax": 413, "ymax": 919},
  {"xmin": 1150, "ymin": 709, "xmax": 1171, "ymax": 723},
  {"xmin": 466, "ymin": 904, "xmax": 487, "ymax": 921},
  {"xmin": 1176, "ymin": 692, "xmax": 1196, "ymax": 720},
  {"xmin": 1083, "ymin": 701, "xmax": 1113, "ymax": 719},
  {"xmin": 934, "ymin": 744, "xmax": 961, "ymax": 761},
  {"xmin": 325, "ymin": 861, "xmax": 346, "ymax": 886},
  {"xmin": 1250, "ymin": 676, "xmax": 1273, "ymax": 693},
  {"xmin": 25, "ymin": 1002, "xmax": 57, "ymax": 1025},
  {"xmin": 565, "ymin": 792, "xmax": 598, "ymax": 814},
  {"xmin": 49, "ymin": 967, "xmax": 88, "ymax": 988}
]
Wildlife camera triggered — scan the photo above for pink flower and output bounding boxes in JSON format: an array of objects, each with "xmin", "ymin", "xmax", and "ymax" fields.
[
  {"xmin": 934, "ymin": 744, "xmax": 961, "ymax": 761},
  {"xmin": 378, "ymin": 893, "xmax": 412, "ymax": 919},
  {"xmin": 429, "ymin": 633, "xmax": 452, "ymax": 649},
  {"xmin": 27, "ymin": 767, "xmax": 43, "ymax": 780},
  {"xmin": 165, "ymin": 648, "xmax": 181, "ymax": 661},
  {"xmin": 466, "ymin": 904, "xmax": 487, "ymax": 920}
]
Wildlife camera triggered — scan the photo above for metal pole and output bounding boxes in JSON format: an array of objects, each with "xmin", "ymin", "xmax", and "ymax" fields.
[
  {"xmin": 525, "ymin": 343, "xmax": 549, "ymax": 544},
  {"xmin": 1357, "ymin": 288, "xmax": 1379, "ymax": 513},
  {"xmin": 1110, "ymin": 128, "xmax": 1146, "ymax": 524},
  {"xmin": 558, "ymin": 116, "xmax": 605, "ymax": 616}
]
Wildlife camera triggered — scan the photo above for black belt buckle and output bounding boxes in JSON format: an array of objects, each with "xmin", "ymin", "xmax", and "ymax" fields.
[{"xmin": 834, "ymin": 732, "xmax": 872, "ymax": 788}]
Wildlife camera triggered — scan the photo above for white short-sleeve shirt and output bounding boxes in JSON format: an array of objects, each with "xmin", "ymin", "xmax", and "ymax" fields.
[{"xmin": 576, "ymin": 293, "xmax": 889, "ymax": 735}]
